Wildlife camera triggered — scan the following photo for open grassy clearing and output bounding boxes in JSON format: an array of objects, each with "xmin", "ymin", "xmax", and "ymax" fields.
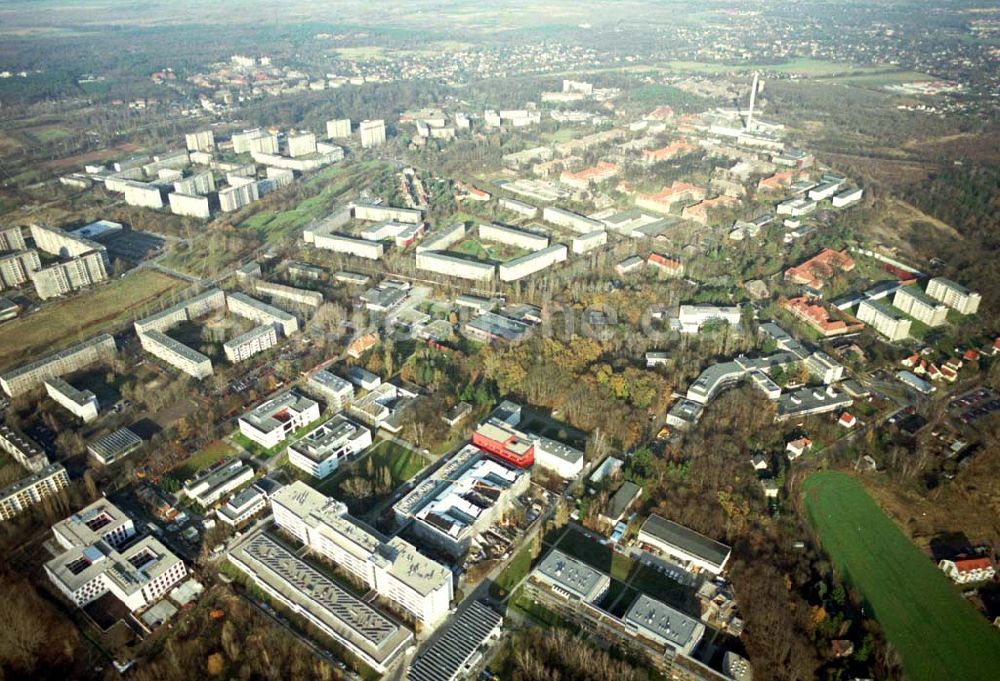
[
  {"xmin": 803, "ymin": 471, "xmax": 1000, "ymax": 681},
  {"xmin": 0, "ymin": 269, "xmax": 183, "ymax": 371},
  {"xmin": 666, "ymin": 58, "xmax": 893, "ymax": 77},
  {"xmin": 173, "ymin": 440, "xmax": 237, "ymax": 481}
]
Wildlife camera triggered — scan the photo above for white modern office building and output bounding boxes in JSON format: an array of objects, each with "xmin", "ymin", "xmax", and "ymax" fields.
[
  {"xmin": 286, "ymin": 414, "xmax": 372, "ymax": 479},
  {"xmin": 45, "ymin": 499, "xmax": 186, "ymax": 612},
  {"xmin": 271, "ymin": 482, "xmax": 453, "ymax": 627},
  {"xmin": 238, "ymin": 391, "xmax": 321, "ymax": 449}
]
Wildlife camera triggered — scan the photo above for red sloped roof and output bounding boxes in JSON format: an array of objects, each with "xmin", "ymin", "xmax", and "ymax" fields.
[{"xmin": 954, "ymin": 557, "xmax": 992, "ymax": 572}]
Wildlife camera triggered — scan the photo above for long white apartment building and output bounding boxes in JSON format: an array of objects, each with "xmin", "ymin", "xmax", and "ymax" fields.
[
  {"xmin": 0, "ymin": 333, "xmax": 117, "ymax": 397},
  {"xmin": 182, "ymin": 458, "xmax": 255, "ymax": 507},
  {"xmin": 123, "ymin": 181, "xmax": 165, "ymax": 209},
  {"xmin": 393, "ymin": 444, "xmax": 530, "ymax": 556},
  {"xmin": 227, "ymin": 291, "xmax": 299, "ymax": 336},
  {"xmin": 0, "ymin": 425, "xmax": 48, "ymax": 472},
  {"xmin": 139, "ymin": 330, "xmax": 213, "ymax": 379},
  {"xmin": 314, "ymin": 232, "xmax": 384, "ymax": 260},
  {"xmin": 498, "ymin": 244, "xmax": 567, "ymax": 282},
  {"xmin": 238, "ymin": 391, "xmax": 320, "ymax": 449},
  {"xmin": 416, "ymin": 223, "xmax": 466, "ymax": 254},
  {"xmin": 173, "ymin": 172, "xmax": 216, "ymax": 196},
  {"xmin": 0, "ymin": 249, "xmax": 40, "ymax": 289},
  {"xmin": 351, "ymin": 200, "xmax": 422, "ymax": 225},
  {"xmin": 499, "ymin": 197, "xmax": 538, "ymax": 218},
  {"xmin": 306, "ymin": 370, "xmax": 354, "ymax": 411},
  {"xmin": 359, "ymin": 119, "xmax": 387, "ymax": 148},
  {"xmin": 327, "ymin": 118, "xmax": 351, "ymax": 139},
  {"xmin": 224, "ymin": 324, "xmax": 278, "ymax": 363},
  {"xmin": 30, "ymin": 251, "xmax": 110, "ymax": 300},
  {"xmin": 169, "ymin": 192, "xmax": 211, "ymax": 218},
  {"xmin": 478, "ymin": 223, "xmax": 549, "ymax": 252},
  {"xmin": 287, "ymin": 414, "xmax": 372, "ymax": 479},
  {"xmin": 892, "ymin": 286, "xmax": 949, "ymax": 327},
  {"xmin": 45, "ymin": 499, "xmax": 186, "ymax": 612},
  {"xmin": 857, "ymin": 299, "xmax": 912, "ymax": 341},
  {"xmin": 227, "ymin": 530, "xmax": 413, "ymax": 673},
  {"xmin": 134, "ymin": 288, "xmax": 226, "ymax": 334},
  {"xmin": 0, "ymin": 463, "xmax": 70, "ymax": 521},
  {"xmin": 542, "ymin": 206, "xmax": 605, "ymax": 234},
  {"xmin": 185, "ymin": 130, "xmax": 215, "ymax": 152},
  {"xmin": 926, "ymin": 277, "xmax": 981, "ymax": 315},
  {"xmin": 677, "ymin": 305, "xmax": 742, "ymax": 334},
  {"xmin": 272, "ymin": 482, "xmax": 453, "ymax": 627},
  {"xmin": 44, "ymin": 378, "xmax": 99, "ymax": 422},
  {"xmin": 416, "ymin": 251, "xmax": 496, "ymax": 281},
  {"xmin": 572, "ymin": 230, "xmax": 607, "ymax": 254},
  {"xmin": 254, "ymin": 280, "xmax": 323, "ymax": 308}
]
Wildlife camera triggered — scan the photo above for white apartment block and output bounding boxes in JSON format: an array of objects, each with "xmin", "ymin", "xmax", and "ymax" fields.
[
  {"xmin": 30, "ymin": 251, "xmax": 110, "ymax": 300},
  {"xmin": 360, "ymin": 119, "xmax": 387, "ymax": 148},
  {"xmin": 182, "ymin": 459, "xmax": 255, "ymax": 507},
  {"xmin": 416, "ymin": 223, "xmax": 466, "ymax": 253},
  {"xmin": 857, "ymin": 300, "xmax": 911, "ymax": 342},
  {"xmin": 313, "ymin": 233, "xmax": 384, "ymax": 260},
  {"xmin": 0, "ymin": 464, "xmax": 70, "ymax": 521},
  {"xmin": 227, "ymin": 291, "xmax": 299, "ymax": 336},
  {"xmin": 572, "ymin": 230, "xmax": 608, "ymax": 254},
  {"xmin": 416, "ymin": 251, "xmax": 496, "ymax": 281},
  {"xmin": 926, "ymin": 277, "xmax": 981, "ymax": 315},
  {"xmin": 677, "ymin": 305, "xmax": 742, "ymax": 334},
  {"xmin": 123, "ymin": 181, "xmax": 165, "ymax": 209},
  {"xmin": 219, "ymin": 181, "xmax": 259, "ymax": 212},
  {"xmin": 0, "ymin": 333, "xmax": 117, "ymax": 397},
  {"xmin": 139, "ymin": 330, "xmax": 214, "ymax": 379},
  {"xmin": 0, "ymin": 226, "xmax": 26, "ymax": 251},
  {"xmin": 499, "ymin": 198, "xmax": 538, "ymax": 218},
  {"xmin": 306, "ymin": 370, "xmax": 354, "ymax": 411},
  {"xmin": 238, "ymin": 391, "xmax": 320, "ymax": 449},
  {"xmin": 351, "ymin": 201, "xmax": 422, "ymax": 224},
  {"xmin": 498, "ymin": 244, "xmax": 568, "ymax": 282},
  {"xmin": 224, "ymin": 324, "xmax": 278, "ymax": 363},
  {"xmin": 173, "ymin": 171, "xmax": 216, "ymax": 195},
  {"xmin": 0, "ymin": 250, "xmax": 40, "ymax": 289},
  {"xmin": 134, "ymin": 289, "xmax": 226, "ymax": 334},
  {"xmin": 479, "ymin": 223, "xmax": 549, "ymax": 251},
  {"xmin": 327, "ymin": 118, "xmax": 351, "ymax": 139},
  {"xmin": 805, "ymin": 351, "xmax": 845, "ymax": 385},
  {"xmin": 232, "ymin": 129, "xmax": 279, "ymax": 155},
  {"xmin": 169, "ymin": 192, "xmax": 211, "ymax": 218},
  {"xmin": 892, "ymin": 286, "xmax": 949, "ymax": 327},
  {"xmin": 44, "ymin": 378, "xmax": 99, "ymax": 422},
  {"xmin": 185, "ymin": 130, "xmax": 215, "ymax": 152},
  {"xmin": 287, "ymin": 132, "xmax": 317, "ymax": 158},
  {"xmin": 542, "ymin": 206, "xmax": 604, "ymax": 234},
  {"xmin": 254, "ymin": 280, "xmax": 323, "ymax": 308},
  {"xmin": 271, "ymin": 482, "xmax": 453, "ymax": 627},
  {"xmin": 287, "ymin": 414, "xmax": 372, "ymax": 479},
  {"xmin": 45, "ymin": 500, "xmax": 185, "ymax": 612}
]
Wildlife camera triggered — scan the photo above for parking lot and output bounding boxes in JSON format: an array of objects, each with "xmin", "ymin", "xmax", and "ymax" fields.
[{"xmin": 950, "ymin": 387, "xmax": 1000, "ymax": 425}]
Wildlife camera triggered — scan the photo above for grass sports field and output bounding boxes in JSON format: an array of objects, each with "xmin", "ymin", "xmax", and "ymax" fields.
[{"xmin": 804, "ymin": 471, "xmax": 1000, "ymax": 681}]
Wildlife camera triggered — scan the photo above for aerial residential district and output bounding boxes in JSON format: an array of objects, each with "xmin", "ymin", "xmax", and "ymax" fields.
[{"xmin": 0, "ymin": 3, "xmax": 999, "ymax": 681}]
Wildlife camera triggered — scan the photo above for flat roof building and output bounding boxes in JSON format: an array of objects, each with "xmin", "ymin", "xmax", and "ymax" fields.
[
  {"xmin": 287, "ymin": 414, "xmax": 372, "ymax": 479},
  {"xmin": 238, "ymin": 391, "xmax": 321, "ymax": 449},
  {"xmin": 134, "ymin": 288, "xmax": 226, "ymax": 335},
  {"xmin": 498, "ymin": 244, "xmax": 567, "ymax": 282},
  {"xmin": 88, "ymin": 427, "xmax": 143, "ymax": 465},
  {"xmin": 182, "ymin": 458, "xmax": 255, "ymax": 508},
  {"xmin": 479, "ymin": 223, "xmax": 549, "ymax": 252},
  {"xmin": 0, "ymin": 424, "xmax": 49, "ymax": 473},
  {"xmin": 638, "ymin": 515, "xmax": 732, "ymax": 575},
  {"xmin": 44, "ymin": 377, "xmax": 99, "ymax": 422},
  {"xmin": 624, "ymin": 594, "xmax": 705, "ymax": 657},
  {"xmin": 893, "ymin": 286, "xmax": 948, "ymax": 327},
  {"xmin": 926, "ymin": 277, "xmax": 981, "ymax": 315},
  {"xmin": 227, "ymin": 291, "xmax": 299, "ymax": 337},
  {"xmin": 857, "ymin": 299, "xmax": 911, "ymax": 342},
  {"xmin": 0, "ymin": 334, "xmax": 117, "ymax": 397},
  {"xmin": 228, "ymin": 530, "xmax": 413, "ymax": 672},
  {"xmin": 407, "ymin": 601, "xmax": 503, "ymax": 681},
  {"xmin": 0, "ymin": 463, "xmax": 70, "ymax": 521},
  {"xmin": 139, "ymin": 330, "xmax": 213, "ymax": 379},
  {"xmin": 416, "ymin": 251, "xmax": 495, "ymax": 281},
  {"xmin": 306, "ymin": 370, "xmax": 354, "ymax": 411},
  {"xmin": 224, "ymin": 324, "xmax": 278, "ymax": 363},
  {"xmin": 271, "ymin": 482, "xmax": 453, "ymax": 627},
  {"xmin": 775, "ymin": 385, "xmax": 853, "ymax": 421},
  {"xmin": 532, "ymin": 549, "xmax": 610, "ymax": 603}
]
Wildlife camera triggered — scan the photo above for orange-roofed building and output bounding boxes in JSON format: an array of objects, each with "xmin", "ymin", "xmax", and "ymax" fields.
[
  {"xmin": 646, "ymin": 106, "xmax": 675, "ymax": 120},
  {"xmin": 636, "ymin": 181, "xmax": 706, "ymax": 215},
  {"xmin": 346, "ymin": 333, "xmax": 379, "ymax": 359},
  {"xmin": 784, "ymin": 249, "xmax": 856, "ymax": 290},
  {"xmin": 757, "ymin": 169, "xmax": 809, "ymax": 192},
  {"xmin": 681, "ymin": 195, "xmax": 739, "ymax": 225},
  {"xmin": 939, "ymin": 557, "xmax": 995, "ymax": 584},
  {"xmin": 643, "ymin": 138, "xmax": 698, "ymax": 164},
  {"xmin": 782, "ymin": 296, "xmax": 862, "ymax": 337},
  {"xmin": 559, "ymin": 161, "xmax": 620, "ymax": 190},
  {"xmin": 646, "ymin": 253, "xmax": 684, "ymax": 277}
]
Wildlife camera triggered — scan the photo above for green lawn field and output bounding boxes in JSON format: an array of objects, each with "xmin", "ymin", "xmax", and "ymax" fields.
[{"xmin": 803, "ymin": 471, "xmax": 1000, "ymax": 681}]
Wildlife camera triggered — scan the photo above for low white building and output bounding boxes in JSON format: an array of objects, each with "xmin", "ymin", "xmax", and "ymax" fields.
[
  {"xmin": 44, "ymin": 378, "xmax": 99, "ymax": 422},
  {"xmin": 182, "ymin": 458, "xmax": 255, "ymax": 508},
  {"xmin": 638, "ymin": 514, "xmax": 732, "ymax": 575},
  {"xmin": 313, "ymin": 233, "xmax": 384, "ymax": 260},
  {"xmin": 572, "ymin": 230, "xmax": 608, "ymax": 254},
  {"xmin": 498, "ymin": 244, "xmax": 567, "ymax": 282},
  {"xmin": 939, "ymin": 558, "xmax": 995, "ymax": 585},
  {"xmin": 677, "ymin": 305, "xmax": 741, "ymax": 334},
  {"xmin": 238, "ymin": 391, "xmax": 321, "ymax": 449},
  {"xmin": 45, "ymin": 500, "xmax": 186, "ymax": 612},
  {"xmin": 530, "ymin": 435, "xmax": 584, "ymax": 479},
  {"xmin": 287, "ymin": 414, "xmax": 372, "ymax": 479},
  {"xmin": 416, "ymin": 251, "xmax": 495, "ymax": 281}
]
